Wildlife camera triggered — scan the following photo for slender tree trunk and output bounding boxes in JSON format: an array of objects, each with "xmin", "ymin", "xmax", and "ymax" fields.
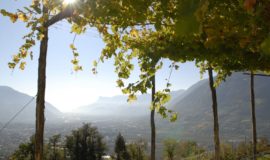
[
  {"xmin": 250, "ymin": 72, "xmax": 257, "ymax": 160},
  {"xmin": 208, "ymin": 68, "xmax": 220, "ymax": 160},
  {"xmin": 35, "ymin": 13, "xmax": 49, "ymax": 159},
  {"xmin": 151, "ymin": 75, "xmax": 156, "ymax": 160}
]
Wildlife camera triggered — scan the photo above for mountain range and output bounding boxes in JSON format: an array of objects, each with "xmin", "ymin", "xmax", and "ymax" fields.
[
  {"xmin": 76, "ymin": 90, "xmax": 185, "ymax": 116},
  {"xmin": 76, "ymin": 72, "xmax": 270, "ymax": 143},
  {"xmin": 1, "ymin": 72, "xmax": 270, "ymax": 143}
]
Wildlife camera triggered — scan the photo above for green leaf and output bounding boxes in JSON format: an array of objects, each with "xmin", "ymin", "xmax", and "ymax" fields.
[
  {"xmin": 166, "ymin": 83, "xmax": 172, "ymax": 88},
  {"xmin": 175, "ymin": 0, "xmax": 201, "ymax": 36},
  {"xmin": 93, "ymin": 60, "xmax": 98, "ymax": 67},
  {"xmin": 8, "ymin": 62, "xmax": 16, "ymax": 69},
  {"xmin": 161, "ymin": 94, "xmax": 171, "ymax": 104},
  {"xmin": 127, "ymin": 94, "xmax": 137, "ymax": 103},
  {"xmin": 175, "ymin": 15, "xmax": 200, "ymax": 36},
  {"xmin": 70, "ymin": 44, "xmax": 76, "ymax": 50},
  {"xmin": 71, "ymin": 59, "xmax": 79, "ymax": 65},
  {"xmin": 261, "ymin": 36, "xmax": 270, "ymax": 55},
  {"xmin": 170, "ymin": 113, "xmax": 178, "ymax": 122},
  {"xmin": 164, "ymin": 88, "xmax": 170, "ymax": 92},
  {"xmin": 73, "ymin": 65, "xmax": 83, "ymax": 71},
  {"xmin": 116, "ymin": 79, "xmax": 124, "ymax": 88},
  {"xmin": 71, "ymin": 24, "xmax": 86, "ymax": 34},
  {"xmin": 0, "ymin": 9, "xmax": 7, "ymax": 16}
]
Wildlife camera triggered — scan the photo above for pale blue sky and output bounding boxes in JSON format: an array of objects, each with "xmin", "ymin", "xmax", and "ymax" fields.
[{"xmin": 0, "ymin": 1, "xmax": 204, "ymax": 112}]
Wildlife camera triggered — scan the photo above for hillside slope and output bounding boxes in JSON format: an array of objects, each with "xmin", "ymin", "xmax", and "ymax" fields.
[
  {"xmin": 161, "ymin": 73, "xmax": 270, "ymax": 143},
  {"xmin": 0, "ymin": 86, "xmax": 62, "ymax": 123}
]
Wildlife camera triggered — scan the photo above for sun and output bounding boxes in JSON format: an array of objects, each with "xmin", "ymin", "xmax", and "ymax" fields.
[{"xmin": 63, "ymin": 0, "xmax": 76, "ymax": 5}]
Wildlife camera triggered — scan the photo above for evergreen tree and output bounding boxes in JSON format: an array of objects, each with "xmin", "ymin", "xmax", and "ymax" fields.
[
  {"xmin": 65, "ymin": 123, "xmax": 106, "ymax": 160},
  {"xmin": 114, "ymin": 133, "xmax": 130, "ymax": 160}
]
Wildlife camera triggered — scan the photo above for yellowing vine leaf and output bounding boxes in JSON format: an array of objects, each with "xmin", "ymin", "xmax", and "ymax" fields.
[
  {"xmin": 18, "ymin": 13, "xmax": 28, "ymax": 22},
  {"xmin": 19, "ymin": 62, "xmax": 26, "ymax": 70},
  {"xmin": 93, "ymin": 60, "xmax": 98, "ymax": 67},
  {"xmin": 70, "ymin": 44, "xmax": 76, "ymax": 50},
  {"xmin": 73, "ymin": 65, "xmax": 82, "ymax": 71},
  {"xmin": 128, "ymin": 94, "xmax": 137, "ymax": 103},
  {"xmin": 12, "ymin": 55, "xmax": 20, "ymax": 63},
  {"xmin": 37, "ymin": 33, "xmax": 45, "ymax": 40},
  {"xmin": 130, "ymin": 29, "xmax": 139, "ymax": 38},
  {"xmin": 10, "ymin": 14, "xmax": 18, "ymax": 23},
  {"xmin": 170, "ymin": 113, "xmax": 178, "ymax": 122}
]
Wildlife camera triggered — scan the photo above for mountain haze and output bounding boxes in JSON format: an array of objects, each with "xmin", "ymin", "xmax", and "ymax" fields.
[
  {"xmin": 0, "ymin": 86, "xmax": 62, "ymax": 123},
  {"xmin": 76, "ymin": 90, "xmax": 185, "ymax": 116}
]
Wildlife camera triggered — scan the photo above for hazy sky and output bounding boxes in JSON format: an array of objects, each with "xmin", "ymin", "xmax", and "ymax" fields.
[{"xmin": 0, "ymin": 1, "xmax": 205, "ymax": 112}]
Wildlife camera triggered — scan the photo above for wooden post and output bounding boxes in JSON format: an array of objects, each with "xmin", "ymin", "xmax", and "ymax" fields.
[
  {"xmin": 150, "ymin": 75, "xmax": 156, "ymax": 160},
  {"xmin": 250, "ymin": 72, "xmax": 257, "ymax": 160},
  {"xmin": 208, "ymin": 68, "xmax": 220, "ymax": 160}
]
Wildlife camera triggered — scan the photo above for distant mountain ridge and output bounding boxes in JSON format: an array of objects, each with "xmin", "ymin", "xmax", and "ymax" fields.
[
  {"xmin": 1, "ymin": 72, "xmax": 270, "ymax": 143},
  {"xmin": 76, "ymin": 90, "xmax": 185, "ymax": 116},
  {"xmin": 0, "ymin": 86, "xmax": 62, "ymax": 123},
  {"xmin": 76, "ymin": 72, "xmax": 270, "ymax": 143},
  {"xmin": 1, "ymin": 73, "xmax": 270, "ymax": 158}
]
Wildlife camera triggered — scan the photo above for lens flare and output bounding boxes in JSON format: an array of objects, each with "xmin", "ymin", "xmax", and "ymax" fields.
[{"xmin": 63, "ymin": 0, "xmax": 76, "ymax": 5}]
